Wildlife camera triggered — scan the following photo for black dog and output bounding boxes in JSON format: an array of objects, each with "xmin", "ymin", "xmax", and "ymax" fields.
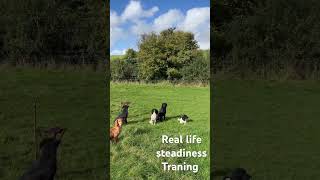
[
  {"xmin": 157, "ymin": 103, "xmax": 167, "ymax": 121},
  {"xmin": 20, "ymin": 128, "xmax": 66, "ymax": 180},
  {"xmin": 115, "ymin": 104, "xmax": 129, "ymax": 124},
  {"xmin": 223, "ymin": 168, "xmax": 251, "ymax": 180}
]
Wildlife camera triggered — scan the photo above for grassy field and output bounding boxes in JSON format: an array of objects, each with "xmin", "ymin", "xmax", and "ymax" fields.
[
  {"xmin": 110, "ymin": 82, "xmax": 210, "ymax": 179},
  {"xmin": 111, "ymin": 55, "xmax": 124, "ymax": 61},
  {"xmin": 213, "ymin": 80, "xmax": 320, "ymax": 179},
  {"xmin": 0, "ymin": 68, "xmax": 106, "ymax": 180}
]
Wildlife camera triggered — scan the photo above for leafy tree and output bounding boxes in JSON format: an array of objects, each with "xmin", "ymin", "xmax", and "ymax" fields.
[
  {"xmin": 1, "ymin": 0, "xmax": 107, "ymax": 67},
  {"xmin": 137, "ymin": 28, "xmax": 199, "ymax": 80},
  {"xmin": 111, "ymin": 59, "xmax": 138, "ymax": 81},
  {"xmin": 123, "ymin": 48, "xmax": 137, "ymax": 60},
  {"xmin": 212, "ymin": 0, "xmax": 320, "ymax": 79}
]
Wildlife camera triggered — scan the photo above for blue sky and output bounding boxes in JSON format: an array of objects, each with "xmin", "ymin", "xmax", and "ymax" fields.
[{"xmin": 110, "ymin": 0, "xmax": 210, "ymax": 55}]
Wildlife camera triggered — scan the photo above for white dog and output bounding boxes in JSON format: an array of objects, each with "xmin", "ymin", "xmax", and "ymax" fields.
[
  {"xmin": 149, "ymin": 109, "xmax": 158, "ymax": 125},
  {"xmin": 178, "ymin": 114, "xmax": 189, "ymax": 124}
]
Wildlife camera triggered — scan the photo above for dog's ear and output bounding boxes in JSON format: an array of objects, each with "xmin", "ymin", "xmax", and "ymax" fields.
[
  {"xmin": 121, "ymin": 101, "xmax": 131, "ymax": 105},
  {"xmin": 55, "ymin": 128, "xmax": 66, "ymax": 140}
]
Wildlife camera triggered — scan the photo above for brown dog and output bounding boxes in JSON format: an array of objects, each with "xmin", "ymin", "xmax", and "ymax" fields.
[{"xmin": 110, "ymin": 119, "xmax": 123, "ymax": 142}]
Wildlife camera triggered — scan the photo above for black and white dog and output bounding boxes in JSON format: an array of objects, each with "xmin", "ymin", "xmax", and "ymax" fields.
[
  {"xmin": 223, "ymin": 168, "xmax": 251, "ymax": 180},
  {"xmin": 178, "ymin": 114, "xmax": 189, "ymax": 124},
  {"xmin": 157, "ymin": 103, "xmax": 167, "ymax": 121},
  {"xmin": 149, "ymin": 109, "xmax": 158, "ymax": 125},
  {"xmin": 115, "ymin": 104, "xmax": 129, "ymax": 124},
  {"xmin": 20, "ymin": 127, "xmax": 66, "ymax": 180}
]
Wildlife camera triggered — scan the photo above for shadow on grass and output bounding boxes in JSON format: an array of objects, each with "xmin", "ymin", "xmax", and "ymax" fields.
[
  {"xmin": 59, "ymin": 164, "xmax": 107, "ymax": 177},
  {"xmin": 164, "ymin": 115, "xmax": 181, "ymax": 121},
  {"xmin": 156, "ymin": 115, "xmax": 192, "ymax": 124},
  {"xmin": 125, "ymin": 115, "xmax": 194, "ymax": 125}
]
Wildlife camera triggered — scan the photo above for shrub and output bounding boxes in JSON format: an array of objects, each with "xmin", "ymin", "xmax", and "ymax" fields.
[
  {"xmin": 111, "ymin": 59, "xmax": 138, "ymax": 81},
  {"xmin": 181, "ymin": 56, "xmax": 209, "ymax": 82}
]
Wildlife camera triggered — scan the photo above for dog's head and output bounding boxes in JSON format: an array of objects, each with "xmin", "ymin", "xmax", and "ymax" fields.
[
  {"xmin": 39, "ymin": 128, "xmax": 66, "ymax": 158},
  {"xmin": 44, "ymin": 127, "xmax": 66, "ymax": 138},
  {"xmin": 151, "ymin": 109, "xmax": 158, "ymax": 114},
  {"xmin": 161, "ymin": 103, "xmax": 167, "ymax": 108},
  {"xmin": 122, "ymin": 104, "xmax": 129, "ymax": 109},
  {"xmin": 115, "ymin": 119, "xmax": 123, "ymax": 127},
  {"xmin": 181, "ymin": 114, "xmax": 188, "ymax": 120},
  {"xmin": 121, "ymin": 102, "xmax": 130, "ymax": 108}
]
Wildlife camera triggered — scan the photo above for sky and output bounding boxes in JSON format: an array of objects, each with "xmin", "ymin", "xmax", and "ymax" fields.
[{"xmin": 110, "ymin": 0, "xmax": 210, "ymax": 55}]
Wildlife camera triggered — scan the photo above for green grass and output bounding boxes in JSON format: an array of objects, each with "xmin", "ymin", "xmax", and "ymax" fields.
[
  {"xmin": 213, "ymin": 80, "xmax": 320, "ymax": 179},
  {"xmin": 0, "ymin": 68, "xmax": 106, "ymax": 180},
  {"xmin": 110, "ymin": 82, "xmax": 210, "ymax": 179}
]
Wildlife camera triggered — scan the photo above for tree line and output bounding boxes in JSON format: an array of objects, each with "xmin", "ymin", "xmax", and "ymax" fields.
[
  {"xmin": 111, "ymin": 28, "xmax": 210, "ymax": 82},
  {"xmin": 0, "ymin": 0, "xmax": 107, "ymax": 69},
  {"xmin": 212, "ymin": 0, "xmax": 320, "ymax": 79}
]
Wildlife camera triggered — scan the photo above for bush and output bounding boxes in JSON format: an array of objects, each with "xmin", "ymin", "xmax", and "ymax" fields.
[
  {"xmin": 111, "ymin": 59, "xmax": 138, "ymax": 81},
  {"xmin": 181, "ymin": 55, "xmax": 210, "ymax": 82}
]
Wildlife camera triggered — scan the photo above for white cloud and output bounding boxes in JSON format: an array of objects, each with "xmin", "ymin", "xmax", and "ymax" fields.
[
  {"xmin": 121, "ymin": 0, "xmax": 159, "ymax": 22},
  {"xmin": 110, "ymin": 10, "xmax": 121, "ymax": 27},
  {"xmin": 111, "ymin": 1, "xmax": 158, "ymax": 48},
  {"xmin": 110, "ymin": 10, "xmax": 126, "ymax": 48},
  {"xmin": 177, "ymin": 7, "xmax": 210, "ymax": 49},
  {"xmin": 111, "ymin": 49, "xmax": 127, "ymax": 55},
  {"xmin": 131, "ymin": 20, "xmax": 153, "ymax": 35},
  {"xmin": 153, "ymin": 9, "xmax": 184, "ymax": 32},
  {"xmin": 179, "ymin": 7, "xmax": 210, "ymax": 32},
  {"xmin": 110, "ymin": 27, "xmax": 126, "ymax": 47},
  {"xmin": 111, "ymin": 1, "xmax": 210, "ymax": 50},
  {"xmin": 152, "ymin": 7, "xmax": 210, "ymax": 49}
]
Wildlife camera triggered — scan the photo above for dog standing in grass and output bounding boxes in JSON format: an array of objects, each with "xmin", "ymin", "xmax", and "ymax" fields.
[
  {"xmin": 149, "ymin": 109, "xmax": 158, "ymax": 125},
  {"xmin": 110, "ymin": 119, "xmax": 123, "ymax": 143},
  {"xmin": 20, "ymin": 127, "xmax": 66, "ymax": 180},
  {"xmin": 157, "ymin": 103, "xmax": 167, "ymax": 121}
]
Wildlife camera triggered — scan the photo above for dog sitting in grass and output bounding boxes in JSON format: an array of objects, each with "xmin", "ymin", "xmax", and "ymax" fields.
[
  {"xmin": 110, "ymin": 119, "xmax": 123, "ymax": 143},
  {"xmin": 178, "ymin": 114, "xmax": 189, "ymax": 124},
  {"xmin": 20, "ymin": 127, "xmax": 66, "ymax": 180},
  {"xmin": 157, "ymin": 103, "xmax": 167, "ymax": 121},
  {"xmin": 114, "ymin": 103, "xmax": 130, "ymax": 124},
  {"xmin": 149, "ymin": 109, "xmax": 158, "ymax": 125}
]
